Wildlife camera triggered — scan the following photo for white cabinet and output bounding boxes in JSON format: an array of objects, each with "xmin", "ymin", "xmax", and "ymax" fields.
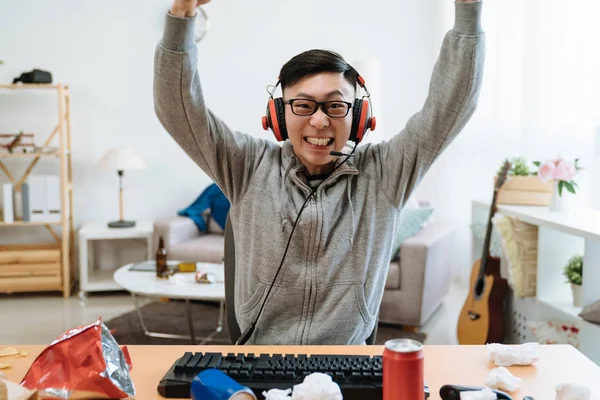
[
  {"xmin": 471, "ymin": 200, "xmax": 600, "ymax": 365},
  {"xmin": 78, "ymin": 221, "xmax": 153, "ymax": 299}
]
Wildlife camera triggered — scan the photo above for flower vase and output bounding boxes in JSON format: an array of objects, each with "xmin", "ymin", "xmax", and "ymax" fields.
[
  {"xmin": 549, "ymin": 181, "xmax": 564, "ymax": 212},
  {"xmin": 571, "ymin": 283, "xmax": 583, "ymax": 307}
]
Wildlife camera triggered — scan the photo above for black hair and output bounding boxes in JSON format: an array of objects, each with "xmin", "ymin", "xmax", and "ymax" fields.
[{"xmin": 279, "ymin": 49, "xmax": 359, "ymax": 91}]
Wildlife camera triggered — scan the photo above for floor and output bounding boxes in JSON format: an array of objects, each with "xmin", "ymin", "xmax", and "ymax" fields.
[{"xmin": 0, "ymin": 281, "xmax": 467, "ymax": 345}]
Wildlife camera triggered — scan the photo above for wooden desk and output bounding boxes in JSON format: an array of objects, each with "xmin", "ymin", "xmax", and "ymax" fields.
[{"xmin": 2, "ymin": 345, "xmax": 600, "ymax": 399}]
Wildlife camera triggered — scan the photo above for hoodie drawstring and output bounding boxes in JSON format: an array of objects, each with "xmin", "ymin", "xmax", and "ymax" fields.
[
  {"xmin": 347, "ymin": 175, "xmax": 356, "ymax": 245},
  {"xmin": 280, "ymin": 160, "xmax": 297, "ymax": 232}
]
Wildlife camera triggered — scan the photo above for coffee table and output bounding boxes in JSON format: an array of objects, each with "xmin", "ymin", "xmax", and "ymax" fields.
[{"xmin": 113, "ymin": 261, "xmax": 228, "ymax": 345}]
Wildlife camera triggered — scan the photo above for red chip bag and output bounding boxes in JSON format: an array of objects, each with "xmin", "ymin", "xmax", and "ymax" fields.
[{"xmin": 20, "ymin": 318, "xmax": 135, "ymax": 399}]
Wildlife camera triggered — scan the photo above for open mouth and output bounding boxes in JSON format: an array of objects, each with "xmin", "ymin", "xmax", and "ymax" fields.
[{"xmin": 304, "ymin": 137, "xmax": 334, "ymax": 147}]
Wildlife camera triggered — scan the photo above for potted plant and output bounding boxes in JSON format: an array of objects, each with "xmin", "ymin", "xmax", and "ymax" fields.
[{"xmin": 563, "ymin": 255, "xmax": 583, "ymax": 307}]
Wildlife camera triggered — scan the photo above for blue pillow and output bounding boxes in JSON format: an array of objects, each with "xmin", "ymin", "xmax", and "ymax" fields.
[{"xmin": 390, "ymin": 208, "xmax": 434, "ymax": 261}]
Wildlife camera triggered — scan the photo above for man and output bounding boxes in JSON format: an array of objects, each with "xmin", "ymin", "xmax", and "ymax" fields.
[{"xmin": 154, "ymin": 0, "xmax": 484, "ymax": 345}]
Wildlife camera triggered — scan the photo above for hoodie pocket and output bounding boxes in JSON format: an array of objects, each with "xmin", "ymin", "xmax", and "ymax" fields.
[
  {"xmin": 239, "ymin": 281, "xmax": 268, "ymax": 316},
  {"xmin": 355, "ymin": 283, "xmax": 376, "ymax": 324}
]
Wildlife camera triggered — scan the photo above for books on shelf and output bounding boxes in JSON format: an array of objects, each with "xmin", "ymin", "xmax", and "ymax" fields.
[{"xmin": 1, "ymin": 175, "xmax": 61, "ymax": 223}]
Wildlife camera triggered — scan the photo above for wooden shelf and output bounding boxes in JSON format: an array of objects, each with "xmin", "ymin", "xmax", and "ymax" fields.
[
  {"xmin": 0, "ymin": 83, "xmax": 74, "ymax": 298},
  {"xmin": 0, "ymin": 221, "xmax": 62, "ymax": 227},
  {"xmin": 0, "ymin": 84, "xmax": 66, "ymax": 90},
  {"xmin": 0, "ymin": 152, "xmax": 59, "ymax": 158}
]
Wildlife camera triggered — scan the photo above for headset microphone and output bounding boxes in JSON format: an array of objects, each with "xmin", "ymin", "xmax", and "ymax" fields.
[{"xmin": 329, "ymin": 151, "xmax": 354, "ymax": 157}]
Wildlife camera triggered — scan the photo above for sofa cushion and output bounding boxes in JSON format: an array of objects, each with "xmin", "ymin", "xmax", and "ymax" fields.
[
  {"xmin": 390, "ymin": 207, "xmax": 434, "ymax": 261},
  {"xmin": 170, "ymin": 234, "xmax": 225, "ymax": 264},
  {"xmin": 386, "ymin": 261, "xmax": 401, "ymax": 290}
]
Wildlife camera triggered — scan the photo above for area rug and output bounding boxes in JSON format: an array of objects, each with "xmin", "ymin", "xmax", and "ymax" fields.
[{"xmin": 105, "ymin": 300, "xmax": 427, "ymax": 345}]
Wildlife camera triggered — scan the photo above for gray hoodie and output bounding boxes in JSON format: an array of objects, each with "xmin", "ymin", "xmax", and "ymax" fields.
[{"xmin": 154, "ymin": 2, "xmax": 485, "ymax": 345}]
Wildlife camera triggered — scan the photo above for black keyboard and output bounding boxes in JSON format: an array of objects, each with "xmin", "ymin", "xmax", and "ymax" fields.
[{"xmin": 157, "ymin": 352, "xmax": 430, "ymax": 400}]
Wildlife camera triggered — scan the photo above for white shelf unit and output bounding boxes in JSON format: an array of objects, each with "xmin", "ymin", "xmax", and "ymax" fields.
[
  {"xmin": 78, "ymin": 220, "xmax": 153, "ymax": 299},
  {"xmin": 471, "ymin": 199, "xmax": 600, "ymax": 365}
]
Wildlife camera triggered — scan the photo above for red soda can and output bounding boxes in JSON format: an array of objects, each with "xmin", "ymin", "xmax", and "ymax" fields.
[{"xmin": 383, "ymin": 338, "xmax": 424, "ymax": 400}]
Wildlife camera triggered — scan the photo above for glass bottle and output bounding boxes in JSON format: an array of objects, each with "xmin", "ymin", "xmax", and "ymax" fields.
[{"xmin": 156, "ymin": 236, "xmax": 168, "ymax": 278}]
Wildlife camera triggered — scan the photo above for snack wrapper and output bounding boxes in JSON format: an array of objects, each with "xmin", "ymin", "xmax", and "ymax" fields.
[{"xmin": 20, "ymin": 318, "xmax": 135, "ymax": 399}]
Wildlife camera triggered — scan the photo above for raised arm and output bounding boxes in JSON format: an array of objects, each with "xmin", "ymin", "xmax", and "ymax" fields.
[
  {"xmin": 366, "ymin": 1, "xmax": 485, "ymax": 209},
  {"xmin": 154, "ymin": 0, "xmax": 268, "ymax": 204}
]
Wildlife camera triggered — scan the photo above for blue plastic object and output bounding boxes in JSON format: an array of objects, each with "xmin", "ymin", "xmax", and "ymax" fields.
[{"xmin": 191, "ymin": 369, "xmax": 256, "ymax": 400}]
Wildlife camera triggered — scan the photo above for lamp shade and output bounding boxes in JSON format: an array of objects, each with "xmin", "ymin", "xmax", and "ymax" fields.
[{"xmin": 97, "ymin": 147, "xmax": 146, "ymax": 171}]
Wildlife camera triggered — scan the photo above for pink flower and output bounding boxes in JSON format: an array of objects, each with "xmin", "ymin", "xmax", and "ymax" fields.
[
  {"xmin": 538, "ymin": 161, "xmax": 556, "ymax": 183},
  {"xmin": 553, "ymin": 160, "xmax": 576, "ymax": 181}
]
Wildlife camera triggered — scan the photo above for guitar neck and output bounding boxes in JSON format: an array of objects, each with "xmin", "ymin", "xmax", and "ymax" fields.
[{"xmin": 479, "ymin": 189, "xmax": 500, "ymax": 277}]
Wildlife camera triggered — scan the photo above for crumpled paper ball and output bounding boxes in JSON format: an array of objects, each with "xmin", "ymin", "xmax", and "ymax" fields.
[
  {"xmin": 460, "ymin": 387, "xmax": 497, "ymax": 400},
  {"xmin": 262, "ymin": 388, "xmax": 292, "ymax": 400},
  {"xmin": 261, "ymin": 373, "xmax": 342, "ymax": 400},
  {"xmin": 487, "ymin": 342, "xmax": 540, "ymax": 366},
  {"xmin": 555, "ymin": 383, "xmax": 591, "ymax": 400},
  {"xmin": 484, "ymin": 366, "xmax": 522, "ymax": 392}
]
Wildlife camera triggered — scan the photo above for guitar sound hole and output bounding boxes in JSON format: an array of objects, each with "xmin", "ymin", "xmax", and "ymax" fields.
[{"xmin": 474, "ymin": 279, "xmax": 485, "ymax": 297}]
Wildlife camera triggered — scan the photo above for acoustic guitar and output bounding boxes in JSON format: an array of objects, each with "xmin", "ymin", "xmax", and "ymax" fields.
[{"xmin": 457, "ymin": 161, "xmax": 511, "ymax": 345}]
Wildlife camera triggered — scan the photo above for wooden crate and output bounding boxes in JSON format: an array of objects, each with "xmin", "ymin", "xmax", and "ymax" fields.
[
  {"xmin": 0, "ymin": 243, "xmax": 62, "ymax": 293},
  {"xmin": 495, "ymin": 176, "xmax": 553, "ymax": 206}
]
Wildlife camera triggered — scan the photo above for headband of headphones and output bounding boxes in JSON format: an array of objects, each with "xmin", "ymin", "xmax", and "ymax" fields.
[{"xmin": 261, "ymin": 73, "xmax": 376, "ymax": 143}]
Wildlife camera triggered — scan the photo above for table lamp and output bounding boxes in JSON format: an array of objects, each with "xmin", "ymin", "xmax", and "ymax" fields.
[{"xmin": 97, "ymin": 147, "xmax": 146, "ymax": 228}]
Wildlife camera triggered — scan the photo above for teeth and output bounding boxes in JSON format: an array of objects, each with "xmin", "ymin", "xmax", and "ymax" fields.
[{"xmin": 305, "ymin": 137, "xmax": 331, "ymax": 146}]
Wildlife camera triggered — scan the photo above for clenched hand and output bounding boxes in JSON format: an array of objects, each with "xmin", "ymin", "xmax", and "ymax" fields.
[{"xmin": 170, "ymin": 0, "xmax": 211, "ymax": 18}]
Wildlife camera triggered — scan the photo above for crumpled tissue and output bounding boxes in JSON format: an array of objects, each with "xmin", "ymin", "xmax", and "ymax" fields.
[
  {"xmin": 555, "ymin": 383, "xmax": 591, "ymax": 400},
  {"xmin": 484, "ymin": 366, "xmax": 522, "ymax": 392},
  {"xmin": 0, "ymin": 371, "xmax": 39, "ymax": 400},
  {"xmin": 460, "ymin": 387, "xmax": 497, "ymax": 400},
  {"xmin": 487, "ymin": 342, "xmax": 540, "ymax": 366},
  {"xmin": 262, "ymin": 388, "xmax": 292, "ymax": 400},
  {"xmin": 262, "ymin": 373, "xmax": 342, "ymax": 400}
]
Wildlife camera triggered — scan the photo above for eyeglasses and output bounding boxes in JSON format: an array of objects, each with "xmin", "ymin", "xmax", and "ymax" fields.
[{"xmin": 284, "ymin": 99, "xmax": 353, "ymax": 118}]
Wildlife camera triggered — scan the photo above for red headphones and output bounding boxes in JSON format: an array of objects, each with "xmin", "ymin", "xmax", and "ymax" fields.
[{"xmin": 261, "ymin": 75, "xmax": 376, "ymax": 144}]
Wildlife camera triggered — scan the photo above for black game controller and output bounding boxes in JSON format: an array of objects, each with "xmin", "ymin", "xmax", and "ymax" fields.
[{"xmin": 439, "ymin": 384, "xmax": 513, "ymax": 399}]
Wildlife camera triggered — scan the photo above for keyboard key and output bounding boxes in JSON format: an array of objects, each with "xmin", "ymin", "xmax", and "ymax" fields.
[
  {"xmin": 238, "ymin": 370, "xmax": 251, "ymax": 380},
  {"xmin": 246, "ymin": 353, "xmax": 256, "ymax": 361},
  {"xmin": 207, "ymin": 355, "xmax": 222, "ymax": 369},
  {"xmin": 284, "ymin": 371, "xmax": 296, "ymax": 380},
  {"xmin": 374, "ymin": 372, "xmax": 383, "ymax": 382},
  {"xmin": 263, "ymin": 370, "xmax": 274, "ymax": 380},
  {"xmin": 225, "ymin": 353, "xmax": 236, "ymax": 361},
  {"xmin": 252, "ymin": 370, "xmax": 263, "ymax": 380},
  {"xmin": 241, "ymin": 363, "xmax": 253, "ymax": 372},
  {"xmin": 185, "ymin": 352, "xmax": 203, "ymax": 373},
  {"xmin": 174, "ymin": 352, "xmax": 193, "ymax": 372}
]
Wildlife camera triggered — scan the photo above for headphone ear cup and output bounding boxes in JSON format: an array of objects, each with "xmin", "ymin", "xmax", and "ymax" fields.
[
  {"xmin": 274, "ymin": 98, "xmax": 288, "ymax": 141},
  {"xmin": 349, "ymin": 99, "xmax": 364, "ymax": 143},
  {"xmin": 264, "ymin": 98, "xmax": 288, "ymax": 141}
]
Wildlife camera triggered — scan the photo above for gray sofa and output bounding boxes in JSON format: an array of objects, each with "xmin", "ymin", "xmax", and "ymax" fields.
[{"xmin": 153, "ymin": 214, "xmax": 453, "ymax": 328}]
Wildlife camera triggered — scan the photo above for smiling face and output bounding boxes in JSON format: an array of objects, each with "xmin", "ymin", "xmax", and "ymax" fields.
[{"xmin": 283, "ymin": 72, "xmax": 355, "ymax": 176}]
